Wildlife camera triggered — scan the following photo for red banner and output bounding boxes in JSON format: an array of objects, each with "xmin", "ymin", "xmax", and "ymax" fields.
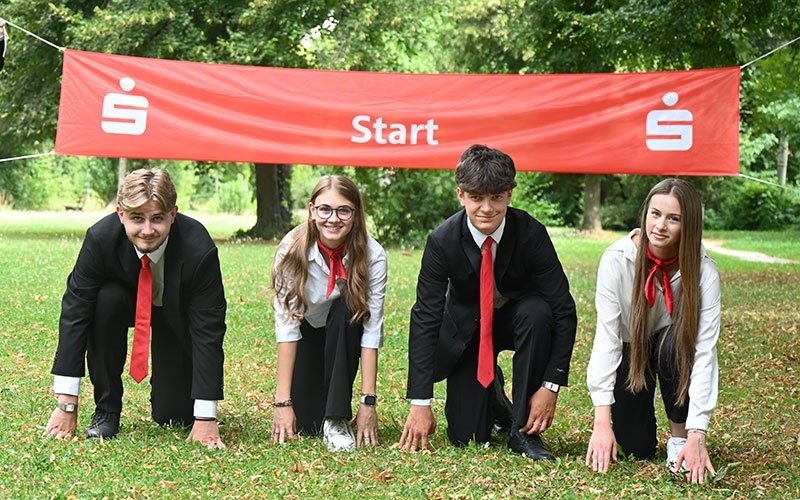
[{"xmin": 55, "ymin": 49, "xmax": 740, "ymax": 175}]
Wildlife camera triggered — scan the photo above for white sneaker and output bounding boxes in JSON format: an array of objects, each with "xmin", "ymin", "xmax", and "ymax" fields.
[
  {"xmin": 666, "ymin": 436, "xmax": 688, "ymax": 472},
  {"xmin": 322, "ymin": 417, "xmax": 356, "ymax": 452}
]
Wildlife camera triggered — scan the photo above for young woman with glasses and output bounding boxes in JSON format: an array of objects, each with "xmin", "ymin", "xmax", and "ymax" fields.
[{"xmin": 270, "ymin": 175, "xmax": 387, "ymax": 452}]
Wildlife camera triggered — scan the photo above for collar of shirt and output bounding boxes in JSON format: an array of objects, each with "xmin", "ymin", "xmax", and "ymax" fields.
[
  {"xmin": 135, "ymin": 237, "xmax": 169, "ymax": 307},
  {"xmin": 466, "ymin": 215, "xmax": 506, "ymax": 253},
  {"xmin": 135, "ymin": 236, "xmax": 169, "ymax": 263},
  {"xmin": 307, "ymin": 240, "xmax": 349, "ymax": 271}
]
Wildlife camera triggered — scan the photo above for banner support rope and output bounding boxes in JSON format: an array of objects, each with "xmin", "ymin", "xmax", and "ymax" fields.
[
  {"xmin": 741, "ymin": 34, "xmax": 800, "ymax": 69},
  {"xmin": 0, "ymin": 151, "xmax": 56, "ymax": 163},
  {"xmin": 0, "ymin": 17, "xmax": 65, "ymax": 52}
]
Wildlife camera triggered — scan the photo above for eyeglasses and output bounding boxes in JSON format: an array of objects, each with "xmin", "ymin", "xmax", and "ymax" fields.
[{"xmin": 313, "ymin": 204, "xmax": 355, "ymax": 221}]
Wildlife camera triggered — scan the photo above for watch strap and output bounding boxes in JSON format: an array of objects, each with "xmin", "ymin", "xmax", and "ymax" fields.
[{"xmin": 542, "ymin": 381, "xmax": 560, "ymax": 393}]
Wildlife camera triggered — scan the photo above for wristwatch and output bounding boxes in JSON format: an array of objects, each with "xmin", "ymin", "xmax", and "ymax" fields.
[
  {"xmin": 360, "ymin": 394, "xmax": 377, "ymax": 406},
  {"xmin": 542, "ymin": 381, "xmax": 560, "ymax": 393},
  {"xmin": 57, "ymin": 402, "xmax": 78, "ymax": 413}
]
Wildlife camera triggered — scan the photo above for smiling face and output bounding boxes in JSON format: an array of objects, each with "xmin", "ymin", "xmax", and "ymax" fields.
[
  {"xmin": 457, "ymin": 187, "xmax": 512, "ymax": 235},
  {"xmin": 644, "ymin": 193, "xmax": 682, "ymax": 259},
  {"xmin": 310, "ymin": 189, "xmax": 356, "ymax": 249},
  {"xmin": 116, "ymin": 200, "xmax": 178, "ymax": 253}
]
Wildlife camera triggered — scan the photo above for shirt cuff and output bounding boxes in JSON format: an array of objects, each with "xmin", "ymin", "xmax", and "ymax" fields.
[
  {"xmin": 410, "ymin": 399, "xmax": 431, "ymax": 406},
  {"xmin": 194, "ymin": 400, "xmax": 217, "ymax": 418},
  {"xmin": 53, "ymin": 376, "xmax": 80, "ymax": 396}
]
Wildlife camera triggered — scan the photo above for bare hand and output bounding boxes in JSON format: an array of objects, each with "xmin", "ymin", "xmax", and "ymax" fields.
[
  {"xmin": 271, "ymin": 406, "xmax": 297, "ymax": 444},
  {"xmin": 398, "ymin": 405, "xmax": 436, "ymax": 451},
  {"xmin": 354, "ymin": 404, "xmax": 378, "ymax": 447},
  {"xmin": 187, "ymin": 420, "xmax": 226, "ymax": 449},
  {"xmin": 45, "ymin": 407, "xmax": 78, "ymax": 439},
  {"xmin": 676, "ymin": 432, "xmax": 715, "ymax": 484},
  {"xmin": 519, "ymin": 387, "xmax": 557, "ymax": 435},
  {"xmin": 586, "ymin": 420, "xmax": 618, "ymax": 473}
]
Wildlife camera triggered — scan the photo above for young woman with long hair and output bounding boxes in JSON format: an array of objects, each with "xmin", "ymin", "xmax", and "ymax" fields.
[
  {"xmin": 270, "ymin": 175, "xmax": 387, "ymax": 452},
  {"xmin": 585, "ymin": 178, "xmax": 721, "ymax": 484}
]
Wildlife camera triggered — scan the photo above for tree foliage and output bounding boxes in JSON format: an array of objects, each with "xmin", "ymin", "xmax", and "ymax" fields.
[{"xmin": 1, "ymin": 0, "xmax": 799, "ymax": 234}]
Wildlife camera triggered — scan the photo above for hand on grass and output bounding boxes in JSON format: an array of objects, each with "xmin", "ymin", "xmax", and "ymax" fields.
[
  {"xmin": 398, "ymin": 405, "xmax": 436, "ymax": 452},
  {"xmin": 187, "ymin": 420, "xmax": 226, "ymax": 449},
  {"xmin": 519, "ymin": 386, "xmax": 557, "ymax": 435},
  {"xmin": 271, "ymin": 406, "xmax": 297, "ymax": 444},
  {"xmin": 586, "ymin": 419, "xmax": 618, "ymax": 473},
  {"xmin": 676, "ymin": 432, "xmax": 715, "ymax": 484},
  {"xmin": 355, "ymin": 404, "xmax": 378, "ymax": 447},
  {"xmin": 44, "ymin": 406, "xmax": 78, "ymax": 439}
]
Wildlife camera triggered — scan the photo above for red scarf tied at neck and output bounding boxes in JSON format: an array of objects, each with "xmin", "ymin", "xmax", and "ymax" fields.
[
  {"xmin": 317, "ymin": 240, "xmax": 348, "ymax": 298},
  {"xmin": 644, "ymin": 246, "xmax": 679, "ymax": 315}
]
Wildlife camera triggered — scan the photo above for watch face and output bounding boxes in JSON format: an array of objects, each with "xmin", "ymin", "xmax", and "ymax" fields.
[{"xmin": 362, "ymin": 395, "xmax": 377, "ymax": 406}]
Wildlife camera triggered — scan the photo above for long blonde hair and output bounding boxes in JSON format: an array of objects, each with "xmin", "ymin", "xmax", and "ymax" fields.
[
  {"xmin": 628, "ymin": 178, "xmax": 704, "ymax": 405},
  {"xmin": 271, "ymin": 175, "xmax": 371, "ymax": 323}
]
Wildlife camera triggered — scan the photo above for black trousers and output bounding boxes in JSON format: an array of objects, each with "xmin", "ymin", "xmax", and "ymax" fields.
[
  {"xmin": 290, "ymin": 298, "xmax": 363, "ymax": 436},
  {"xmin": 86, "ymin": 281, "xmax": 194, "ymax": 426},
  {"xmin": 444, "ymin": 295, "xmax": 554, "ymax": 446},
  {"xmin": 611, "ymin": 328, "xmax": 689, "ymax": 459}
]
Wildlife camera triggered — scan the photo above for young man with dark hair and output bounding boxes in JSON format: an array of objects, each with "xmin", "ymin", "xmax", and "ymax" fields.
[{"xmin": 398, "ymin": 144, "xmax": 577, "ymax": 460}]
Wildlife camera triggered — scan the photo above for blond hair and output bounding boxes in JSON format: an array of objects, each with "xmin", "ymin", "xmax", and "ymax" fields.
[{"xmin": 117, "ymin": 169, "xmax": 177, "ymax": 212}]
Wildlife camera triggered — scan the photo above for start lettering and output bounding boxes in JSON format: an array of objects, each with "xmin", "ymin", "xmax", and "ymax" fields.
[{"xmin": 351, "ymin": 115, "xmax": 439, "ymax": 145}]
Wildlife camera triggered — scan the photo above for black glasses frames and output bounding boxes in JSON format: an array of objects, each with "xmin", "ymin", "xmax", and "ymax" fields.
[{"xmin": 313, "ymin": 204, "xmax": 355, "ymax": 221}]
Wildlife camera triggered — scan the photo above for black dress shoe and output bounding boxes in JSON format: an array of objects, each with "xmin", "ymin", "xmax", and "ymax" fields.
[
  {"xmin": 491, "ymin": 365, "xmax": 513, "ymax": 434},
  {"xmin": 85, "ymin": 410, "xmax": 120, "ymax": 439},
  {"xmin": 508, "ymin": 430, "xmax": 556, "ymax": 461}
]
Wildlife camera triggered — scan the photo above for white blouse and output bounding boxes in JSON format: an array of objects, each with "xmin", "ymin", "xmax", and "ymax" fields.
[{"xmin": 586, "ymin": 229, "xmax": 721, "ymax": 430}]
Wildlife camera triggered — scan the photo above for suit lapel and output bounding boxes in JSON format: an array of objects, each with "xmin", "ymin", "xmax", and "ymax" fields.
[
  {"xmin": 460, "ymin": 213, "xmax": 482, "ymax": 277},
  {"xmin": 162, "ymin": 219, "xmax": 182, "ymax": 311},
  {"xmin": 494, "ymin": 211, "xmax": 515, "ymax": 286}
]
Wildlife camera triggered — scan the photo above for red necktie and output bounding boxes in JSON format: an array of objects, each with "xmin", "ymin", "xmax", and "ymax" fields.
[
  {"xmin": 477, "ymin": 237, "xmax": 495, "ymax": 388},
  {"xmin": 130, "ymin": 255, "xmax": 152, "ymax": 382},
  {"xmin": 644, "ymin": 246, "xmax": 679, "ymax": 315},
  {"xmin": 317, "ymin": 240, "xmax": 347, "ymax": 298}
]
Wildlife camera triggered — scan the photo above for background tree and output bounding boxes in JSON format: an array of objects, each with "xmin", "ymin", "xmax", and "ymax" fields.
[{"xmin": 1, "ymin": 0, "xmax": 799, "ymax": 232}]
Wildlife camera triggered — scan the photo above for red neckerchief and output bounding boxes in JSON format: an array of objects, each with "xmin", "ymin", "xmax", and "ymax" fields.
[
  {"xmin": 317, "ymin": 239, "xmax": 347, "ymax": 298},
  {"xmin": 644, "ymin": 245, "xmax": 679, "ymax": 315}
]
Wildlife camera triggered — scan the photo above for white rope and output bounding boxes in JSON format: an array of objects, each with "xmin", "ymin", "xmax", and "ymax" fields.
[
  {"xmin": 738, "ymin": 173, "xmax": 790, "ymax": 189},
  {"xmin": 0, "ymin": 151, "xmax": 56, "ymax": 163},
  {"xmin": 0, "ymin": 17, "xmax": 65, "ymax": 52},
  {"xmin": 741, "ymin": 34, "xmax": 800, "ymax": 70}
]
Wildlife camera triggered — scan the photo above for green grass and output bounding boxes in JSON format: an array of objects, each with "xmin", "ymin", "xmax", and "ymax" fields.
[{"xmin": 1, "ymin": 212, "xmax": 799, "ymax": 499}]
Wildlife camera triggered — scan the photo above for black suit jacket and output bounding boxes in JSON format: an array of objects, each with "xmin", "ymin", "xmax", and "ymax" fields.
[
  {"xmin": 51, "ymin": 212, "xmax": 227, "ymax": 400},
  {"xmin": 406, "ymin": 207, "xmax": 577, "ymax": 399}
]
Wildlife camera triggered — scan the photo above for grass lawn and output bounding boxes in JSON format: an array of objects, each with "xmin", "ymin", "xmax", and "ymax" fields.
[{"xmin": 0, "ymin": 210, "xmax": 798, "ymax": 499}]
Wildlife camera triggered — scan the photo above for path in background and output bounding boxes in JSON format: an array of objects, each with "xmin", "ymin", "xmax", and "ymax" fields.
[{"xmin": 703, "ymin": 239, "xmax": 797, "ymax": 264}]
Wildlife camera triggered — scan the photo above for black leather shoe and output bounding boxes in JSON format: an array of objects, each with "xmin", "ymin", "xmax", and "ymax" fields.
[
  {"xmin": 491, "ymin": 365, "xmax": 513, "ymax": 434},
  {"xmin": 508, "ymin": 431, "xmax": 556, "ymax": 461},
  {"xmin": 85, "ymin": 410, "xmax": 120, "ymax": 439}
]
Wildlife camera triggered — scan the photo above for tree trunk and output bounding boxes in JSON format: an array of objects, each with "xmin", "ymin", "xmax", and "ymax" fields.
[
  {"xmin": 118, "ymin": 158, "xmax": 127, "ymax": 189},
  {"xmin": 777, "ymin": 134, "xmax": 789, "ymax": 186},
  {"xmin": 245, "ymin": 163, "xmax": 293, "ymax": 239},
  {"xmin": 582, "ymin": 174, "xmax": 602, "ymax": 231}
]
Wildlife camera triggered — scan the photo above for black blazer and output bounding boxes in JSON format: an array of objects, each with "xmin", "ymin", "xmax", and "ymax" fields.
[
  {"xmin": 406, "ymin": 207, "xmax": 577, "ymax": 399},
  {"xmin": 51, "ymin": 212, "xmax": 227, "ymax": 400}
]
